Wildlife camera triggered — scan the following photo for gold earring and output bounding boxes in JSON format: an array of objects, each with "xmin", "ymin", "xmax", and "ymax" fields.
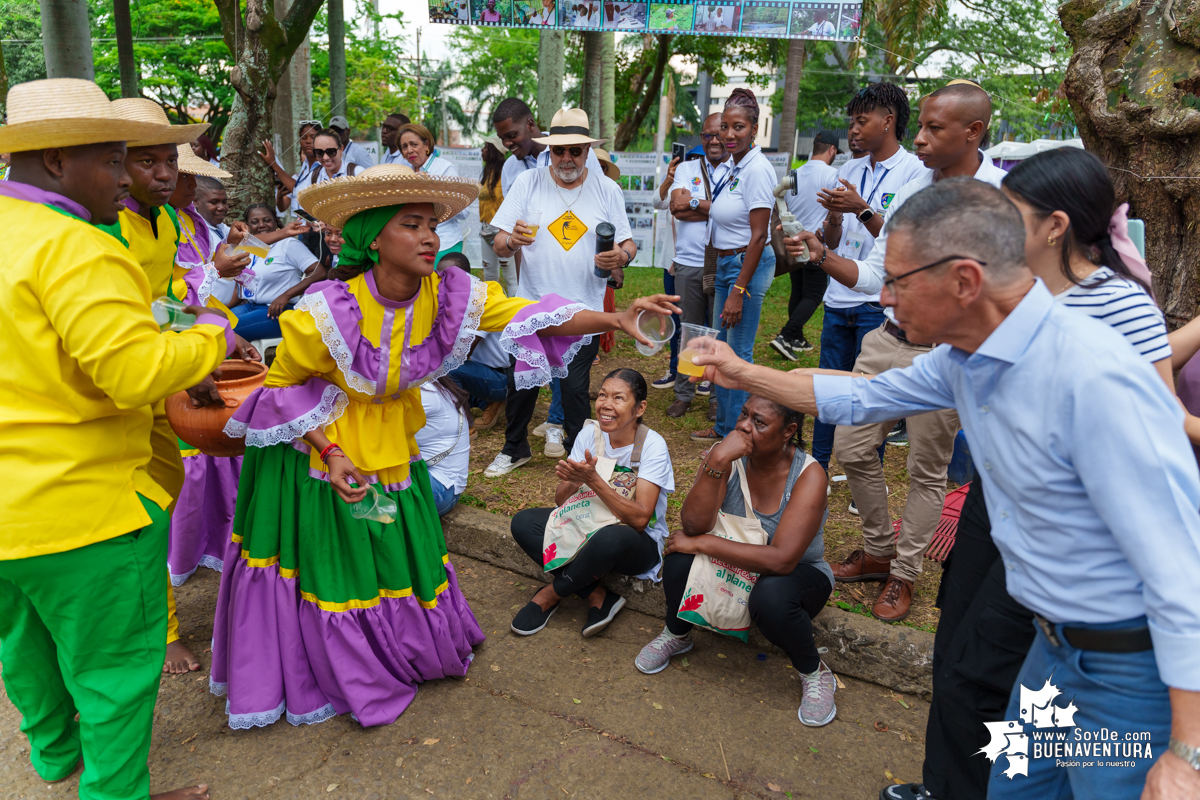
[{"xmin": 1048, "ymin": 235, "xmax": 1056, "ymax": 247}]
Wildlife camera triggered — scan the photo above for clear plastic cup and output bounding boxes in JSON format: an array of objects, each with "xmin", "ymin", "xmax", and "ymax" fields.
[
  {"xmin": 349, "ymin": 483, "xmax": 397, "ymax": 524},
  {"xmin": 150, "ymin": 296, "xmax": 196, "ymax": 332},
  {"xmin": 525, "ymin": 211, "xmax": 542, "ymax": 239},
  {"xmin": 634, "ymin": 309, "xmax": 676, "ymax": 356},
  {"xmin": 678, "ymin": 322, "xmax": 721, "ymax": 377},
  {"xmin": 224, "ymin": 232, "xmax": 270, "ymax": 259}
]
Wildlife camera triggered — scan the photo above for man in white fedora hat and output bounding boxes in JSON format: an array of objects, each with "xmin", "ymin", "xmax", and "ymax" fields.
[
  {"xmin": 0, "ymin": 78, "xmax": 233, "ymax": 800},
  {"xmin": 485, "ymin": 108, "xmax": 636, "ymax": 476}
]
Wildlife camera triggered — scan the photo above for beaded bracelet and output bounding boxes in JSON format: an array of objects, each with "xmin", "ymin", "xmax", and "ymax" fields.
[
  {"xmin": 702, "ymin": 459, "xmax": 727, "ymax": 479},
  {"xmin": 319, "ymin": 442, "xmax": 342, "ymax": 463}
]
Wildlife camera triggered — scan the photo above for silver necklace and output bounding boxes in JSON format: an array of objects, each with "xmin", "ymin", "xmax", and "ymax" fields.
[{"xmin": 553, "ymin": 174, "xmax": 585, "ymax": 209}]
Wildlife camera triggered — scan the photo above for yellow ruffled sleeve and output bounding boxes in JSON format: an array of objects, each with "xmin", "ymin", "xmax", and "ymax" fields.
[{"xmin": 264, "ymin": 306, "xmax": 339, "ymax": 389}]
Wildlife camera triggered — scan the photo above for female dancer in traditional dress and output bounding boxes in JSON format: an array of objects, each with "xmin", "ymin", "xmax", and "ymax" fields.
[{"xmin": 210, "ymin": 164, "xmax": 679, "ymax": 728}]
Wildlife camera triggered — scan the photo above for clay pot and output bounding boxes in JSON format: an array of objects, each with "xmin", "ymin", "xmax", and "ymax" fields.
[{"xmin": 166, "ymin": 359, "xmax": 268, "ymax": 458}]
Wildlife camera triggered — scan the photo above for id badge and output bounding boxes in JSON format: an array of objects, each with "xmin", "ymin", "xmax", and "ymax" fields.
[{"xmin": 842, "ymin": 233, "xmax": 866, "ymax": 258}]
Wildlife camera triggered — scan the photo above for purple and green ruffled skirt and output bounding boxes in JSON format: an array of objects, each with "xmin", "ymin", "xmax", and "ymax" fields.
[
  {"xmin": 208, "ymin": 443, "xmax": 484, "ymax": 729},
  {"xmin": 168, "ymin": 452, "xmax": 241, "ymax": 585}
]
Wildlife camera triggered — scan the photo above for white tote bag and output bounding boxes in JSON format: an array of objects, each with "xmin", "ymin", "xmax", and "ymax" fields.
[
  {"xmin": 541, "ymin": 421, "xmax": 648, "ymax": 571},
  {"xmin": 675, "ymin": 459, "xmax": 768, "ymax": 641}
]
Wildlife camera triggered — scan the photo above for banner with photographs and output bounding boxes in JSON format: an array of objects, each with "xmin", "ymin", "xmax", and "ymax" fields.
[{"xmin": 429, "ymin": 0, "xmax": 861, "ymax": 40}]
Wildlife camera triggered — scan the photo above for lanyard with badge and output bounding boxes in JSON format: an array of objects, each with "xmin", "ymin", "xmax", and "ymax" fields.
[{"xmin": 841, "ymin": 162, "xmax": 891, "ymax": 259}]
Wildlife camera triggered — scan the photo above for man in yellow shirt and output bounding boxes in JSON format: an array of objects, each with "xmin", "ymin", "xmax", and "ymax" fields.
[{"xmin": 0, "ymin": 78, "xmax": 228, "ymax": 800}]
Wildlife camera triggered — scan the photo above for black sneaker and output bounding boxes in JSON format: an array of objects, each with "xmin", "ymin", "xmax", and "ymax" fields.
[
  {"xmin": 582, "ymin": 591, "xmax": 626, "ymax": 637},
  {"xmin": 770, "ymin": 334, "xmax": 798, "ymax": 362},
  {"xmin": 886, "ymin": 418, "xmax": 909, "ymax": 447},
  {"xmin": 880, "ymin": 784, "xmax": 938, "ymax": 800},
  {"xmin": 794, "ymin": 337, "xmax": 814, "ymax": 352},
  {"xmin": 511, "ymin": 599, "xmax": 559, "ymax": 636}
]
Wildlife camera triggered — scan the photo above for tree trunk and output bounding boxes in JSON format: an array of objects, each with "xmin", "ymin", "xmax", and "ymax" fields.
[
  {"xmin": 328, "ymin": 0, "xmax": 347, "ymax": 121},
  {"xmin": 536, "ymin": 30, "xmax": 564, "ymax": 129},
  {"xmin": 273, "ymin": 0, "xmax": 297, "ymax": 173},
  {"xmin": 39, "ymin": 0, "xmax": 94, "ymax": 80},
  {"xmin": 214, "ymin": 0, "xmax": 326, "ymax": 216},
  {"xmin": 778, "ymin": 38, "xmax": 805, "ymax": 162},
  {"xmin": 613, "ymin": 34, "xmax": 671, "ymax": 151},
  {"xmin": 581, "ymin": 32, "xmax": 602, "ymax": 128},
  {"xmin": 1060, "ymin": 0, "xmax": 1200, "ymax": 326},
  {"xmin": 113, "ymin": 0, "xmax": 139, "ymax": 97},
  {"xmin": 599, "ymin": 32, "xmax": 615, "ymax": 143}
]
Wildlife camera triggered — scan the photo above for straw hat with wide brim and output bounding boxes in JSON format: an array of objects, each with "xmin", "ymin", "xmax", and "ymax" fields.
[
  {"xmin": 298, "ymin": 163, "xmax": 479, "ymax": 230},
  {"xmin": 533, "ymin": 108, "xmax": 605, "ymax": 146},
  {"xmin": 592, "ymin": 147, "xmax": 621, "ymax": 181},
  {"xmin": 177, "ymin": 145, "xmax": 231, "ymax": 179},
  {"xmin": 0, "ymin": 78, "xmax": 170, "ymax": 153},
  {"xmin": 111, "ymin": 98, "xmax": 210, "ymax": 147}
]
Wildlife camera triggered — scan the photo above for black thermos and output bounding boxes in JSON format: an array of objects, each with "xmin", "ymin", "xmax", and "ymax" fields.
[{"xmin": 594, "ymin": 222, "xmax": 615, "ymax": 279}]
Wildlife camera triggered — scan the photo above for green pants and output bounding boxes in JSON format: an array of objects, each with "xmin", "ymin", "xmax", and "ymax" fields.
[{"xmin": 0, "ymin": 494, "xmax": 169, "ymax": 800}]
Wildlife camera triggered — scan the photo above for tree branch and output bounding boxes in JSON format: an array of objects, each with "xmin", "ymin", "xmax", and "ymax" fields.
[
  {"xmin": 280, "ymin": 0, "xmax": 327, "ymax": 62},
  {"xmin": 613, "ymin": 34, "xmax": 672, "ymax": 151}
]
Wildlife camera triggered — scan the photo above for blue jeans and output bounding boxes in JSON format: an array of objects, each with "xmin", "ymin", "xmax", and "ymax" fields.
[
  {"xmin": 429, "ymin": 475, "xmax": 460, "ymax": 517},
  {"xmin": 713, "ymin": 248, "xmax": 776, "ymax": 436},
  {"xmin": 548, "ymin": 380, "xmax": 564, "ymax": 426},
  {"xmin": 813, "ymin": 302, "xmax": 886, "ymax": 468},
  {"xmin": 664, "ymin": 269, "xmax": 682, "ymax": 375},
  {"xmin": 231, "ymin": 303, "xmax": 283, "ymax": 340},
  {"xmin": 449, "ymin": 361, "xmax": 507, "ymax": 409},
  {"xmin": 988, "ymin": 616, "xmax": 1169, "ymax": 800}
]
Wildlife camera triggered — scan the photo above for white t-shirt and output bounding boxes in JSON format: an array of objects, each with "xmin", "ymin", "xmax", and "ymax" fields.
[
  {"xmin": 568, "ymin": 422, "xmax": 675, "ymax": 581},
  {"xmin": 204, "ymin": 223, "xmax": 238, "ymax": 305},
  {"xmin": 240, "ymin": 237, "xmax": 318, "ymax": 306},
  {"xmin": 490, "ymin": 166, "xmax": 631, "ymax": 311},
  {"xmin": 707, "ymin": 146, "xmax": 776, "ymax": 250},
  {"xmin": 344, "ymin": 141, "xmax": 377, "ymax": 170},
  {"xmin": 824, "ymin": 147, "xmax": 927, "ymax": 308},
  {"xmin": 786, "ymin": 159, "xmax": 842, "ymax": 233},
  {"xmin": 471, "ymin": 331, "xmax": 510, "ymax": 370},
  {"xmin": 806, "ymin": 19, "xmax": 836, "ymax": 36},
  {"xmin": 668, "ymin": 156, "xmax": 730, "ymax": 268},
  {"xmin": 421, "ymin": 155, "xmax": 467, "ymax": 249},
  {"xmin": 416, "ymin": 383, "xmax": 471, "ymax": 494}
]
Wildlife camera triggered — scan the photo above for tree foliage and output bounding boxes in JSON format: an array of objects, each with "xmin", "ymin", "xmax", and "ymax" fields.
[
  {"xmin": 449, "ymin": 27, "xmax": 541, "ymax": 131},
  {"xmin": 309, "ymin": 2, "xmax": 418, "ymax": 135}
]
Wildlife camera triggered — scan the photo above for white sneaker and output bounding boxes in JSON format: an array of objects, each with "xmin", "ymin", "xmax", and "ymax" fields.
[
  {"xmin": 484, "ymin": 453, "xmax": 531, "ymax": 477},
  {"xmin": 532, "ymin": 421, "xmax": 562, "ymax": 439},
  {"xmin": 848, "ymin": 484, "xmax": 889, "ymax": 516},
  {"xmin": 544, "ymin": 426, "xmax": 567, "ymax": 458}
]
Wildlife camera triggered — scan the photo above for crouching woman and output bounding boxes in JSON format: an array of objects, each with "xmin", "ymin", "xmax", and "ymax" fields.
[
  {"xmin": 510, "ymin": 369, "xmax": 675, "ymax": 638},
  {"xmin": 635, "ymin": 396, "xmax": 838, "ymax": 727}
]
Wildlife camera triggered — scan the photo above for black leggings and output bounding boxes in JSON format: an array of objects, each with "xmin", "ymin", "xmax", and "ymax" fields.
[
  {"xmin": 511, "ymin": 507, "xmax": 661, "ymax": 600},
  {"xmin": 661, "ymin": 551, "xmax": 832, "ymax": 673},
  {"xmin": 780, "ymin": 262, "xmax": 828, "ymax": 342}
]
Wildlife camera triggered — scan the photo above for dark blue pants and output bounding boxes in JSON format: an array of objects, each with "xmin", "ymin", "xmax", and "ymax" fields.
[
  {"xmin": 231, "ymin": 303, "xmax": 282, "ymax": 341},
  {"xmin": 449, "ymin": 360, "xmax": 507, "ymax": 409}
]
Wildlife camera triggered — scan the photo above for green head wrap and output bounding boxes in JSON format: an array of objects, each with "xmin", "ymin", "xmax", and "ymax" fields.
[{"xmin": 340, "ymin": 204, "xmax": 405, "ymax": 267}]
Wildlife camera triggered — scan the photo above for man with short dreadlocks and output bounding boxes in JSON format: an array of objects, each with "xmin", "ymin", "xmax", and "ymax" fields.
[{"xmin": 808, "ymin": 82, "xmax": 930, "ymax": 620}]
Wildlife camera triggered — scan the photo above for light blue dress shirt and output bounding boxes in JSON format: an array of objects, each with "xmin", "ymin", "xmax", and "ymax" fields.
[{"xmin": 813, "ymin": 280, "xmax": 1200, "ymax": 690}]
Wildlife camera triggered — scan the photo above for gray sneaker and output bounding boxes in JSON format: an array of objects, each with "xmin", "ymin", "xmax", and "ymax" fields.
[
  {"xmin": 634, "ymin": 629, "xmax": 693, "ymax": 674},
  {"xmin": 798, "ymin": 661, "xmax": 837, "ymax": 726}
]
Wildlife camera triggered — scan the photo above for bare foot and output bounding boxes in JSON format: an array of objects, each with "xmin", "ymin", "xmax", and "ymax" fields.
[
  {"xmin": 585, "ymin": 585, "xmax": 607, "ymax": 610},
  {"xmin": 531, "ymin": 583, "xmax": 562, "ymax": 612},
  {"xmin": 164, "ymin": 640, "xmax": 201, "ymax": 674},
  {"xmin": 151, "ymin": 784, "xmax": 209, "ymax": 799}
]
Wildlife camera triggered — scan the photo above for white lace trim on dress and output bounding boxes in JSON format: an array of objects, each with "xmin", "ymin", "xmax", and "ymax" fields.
[
  {"xmin": 498, "ymin": 302, "xmax": 592, "ymax": 391},
  {"xmin": 414, "ymin": 277, "xmax": 490, "ymax": 388},
  {"xmin": 222, "ymin": 383, "xmax": 349, "ymax": 447},
  {"xmin": 295, "ymin": 292, "xmax": 376, "ymax": 395}
]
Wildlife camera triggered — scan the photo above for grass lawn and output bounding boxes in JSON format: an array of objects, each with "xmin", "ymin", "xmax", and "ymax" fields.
[{"xmin": 463, "ymin": 266, "xmax": 943, "ymax": 632}]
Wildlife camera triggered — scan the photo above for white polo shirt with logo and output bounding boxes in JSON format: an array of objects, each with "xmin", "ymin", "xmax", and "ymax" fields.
[
  {"xmin": 824, "ymin": 147, "xmax": 927, "ymax": 309},
  {"xmin": 669, "ymin": 155, "xmax": 730, "ymax": 268}
]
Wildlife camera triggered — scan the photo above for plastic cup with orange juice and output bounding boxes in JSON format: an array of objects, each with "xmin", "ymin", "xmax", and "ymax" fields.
[
  {"xmin": 524, "ymin": 211, "xmax": 542, "ymax": 240},
  {"xmin": 678, "ymin": 322, "xmax": 721, "ymax": 377},
  {"xmin": 224, "ymin": 232, "xmax": 270, "ymax": 259}
]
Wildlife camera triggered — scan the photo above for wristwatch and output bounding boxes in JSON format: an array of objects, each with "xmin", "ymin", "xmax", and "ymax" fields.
[
  {"xmin": 856, "ymin": 207, "xmax": 876, "ymax": 223},
  {"xmin": 689, "ymin": 197, "xmax": 700, "ymax": 210},
  {"xmin": 1170, "ymin": 737, "xmax": 1200, "ymax": 771}
]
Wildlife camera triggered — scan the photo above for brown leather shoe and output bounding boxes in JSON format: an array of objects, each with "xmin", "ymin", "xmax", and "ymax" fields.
[
  {"xmin": 666, "ymin": 399, "xmax": 691, "ymax": 418},
  {"xmin": 830, "ymin": 549, "xmax": 893, "ymax": 582},
  {"xmin": 476, "ymin": 400, "xmax": 504, "ymax": 431},
  {"xmin": 872, "ymin": 575, "xmax": 913, "ymax": 622}
]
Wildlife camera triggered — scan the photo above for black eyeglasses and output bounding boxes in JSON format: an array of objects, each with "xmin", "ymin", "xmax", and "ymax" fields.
[
  {"xmin": 314, "ymin": 147, "xmax": 341, "ymax": 158},
  {"xmin": 551, "ymin": 145, "xmax": 585, "ymax": 158},
  {"xmin": 882, "ymin": 254, "xmax": 987, "ymax": 294},
  {"xmin": 700, "ymin": 133, "xmax": 721, "ymax": 141}
]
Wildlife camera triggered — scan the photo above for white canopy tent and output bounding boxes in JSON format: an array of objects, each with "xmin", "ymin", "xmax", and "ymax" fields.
[{"xmin": 984, "ymin": 138, "xmax": 1085, "ymax": 162}]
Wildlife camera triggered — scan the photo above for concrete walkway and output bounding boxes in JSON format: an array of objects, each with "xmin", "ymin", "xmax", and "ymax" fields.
[{"xmin": 1, "ymin": 556, "xmax": 929, "ymax": 799}]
